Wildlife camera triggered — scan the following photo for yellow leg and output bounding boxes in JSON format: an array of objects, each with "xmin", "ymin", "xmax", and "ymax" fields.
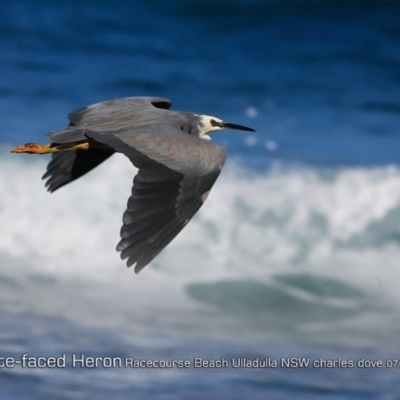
[{"xmin": 11, "ymin": 141, "xmax": 90, "ymax": 154}]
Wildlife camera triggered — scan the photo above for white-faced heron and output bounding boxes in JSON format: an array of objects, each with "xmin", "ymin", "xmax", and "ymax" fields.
[{"xmin": 12, "ymin": 96, "xmax": 255, "ymax": 273}]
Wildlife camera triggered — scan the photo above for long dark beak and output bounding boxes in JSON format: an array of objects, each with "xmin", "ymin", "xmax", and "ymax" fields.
[{"xmin": 221, "ymin": 122, "xmax": 255, "ymax": 132}]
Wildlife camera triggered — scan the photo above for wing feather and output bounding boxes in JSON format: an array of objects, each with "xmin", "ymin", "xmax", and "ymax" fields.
[{"xmin": 84, "ymin": 128, "xmax": 226, "ymax": 272}]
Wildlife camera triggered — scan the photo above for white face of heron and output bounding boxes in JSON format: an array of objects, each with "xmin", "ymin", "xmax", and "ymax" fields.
[{"xmin": 197, "ymin": 115, "xmax": 225, "ymax": 139}]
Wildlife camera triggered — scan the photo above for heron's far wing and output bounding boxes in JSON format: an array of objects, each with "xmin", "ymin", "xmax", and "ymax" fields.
[
  {"xmin": 85, "ymin": 127, "xmax": 226, "ymax": 272},
  {"xmin": 67, "ymin": 97, "xmax": 172, "ymax": 126},
  {"xmin": 47, "ymin": 97, "xmax": 171, "ymax": 143},
  {"xmin": 42, "ymin": 147, "xmax": 114, "ymax": 192},
  {"xmin": 46, "ymin": 97, "xmax": 172, "ymax": 143}
]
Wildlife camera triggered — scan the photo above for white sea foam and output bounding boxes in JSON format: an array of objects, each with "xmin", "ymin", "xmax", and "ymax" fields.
[{"xmin": 1, "ymin": 148, "xmax": 400, "ymax": 347}]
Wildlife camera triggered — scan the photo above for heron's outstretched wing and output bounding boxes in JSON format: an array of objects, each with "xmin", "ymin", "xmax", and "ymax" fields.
[
  {"xmin": 42, "ymin": 147, "xmax": 114, "ymax": 192},
  {"xmin": 84, "ymin": 126, "xmax": 226, "ymax": 273}
]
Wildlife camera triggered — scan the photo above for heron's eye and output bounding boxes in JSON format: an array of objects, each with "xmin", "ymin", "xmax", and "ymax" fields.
[{"xmin": 210, "ymin": 119, "xmax": 217, "ymax": 127}]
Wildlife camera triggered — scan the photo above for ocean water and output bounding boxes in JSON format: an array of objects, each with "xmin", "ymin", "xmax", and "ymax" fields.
[{"xmin": 1, "ymin": 1, "xmax": 400, "ymax": 399}]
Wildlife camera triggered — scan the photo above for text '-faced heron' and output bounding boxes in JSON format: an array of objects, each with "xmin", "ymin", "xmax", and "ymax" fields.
[{"xmin": 12, "ymin": 97, "xmax": 255, "ymax": 273}]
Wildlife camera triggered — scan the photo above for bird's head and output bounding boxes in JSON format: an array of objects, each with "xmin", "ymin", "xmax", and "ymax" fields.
[{"xmin": 195, "ymin": 115, "xmax": 255, "ymax": 140}]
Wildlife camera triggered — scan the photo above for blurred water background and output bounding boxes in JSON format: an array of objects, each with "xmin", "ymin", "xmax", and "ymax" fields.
[{"xmin": 1, "ymin": 1, "xmax": 400, "ymax": 399}]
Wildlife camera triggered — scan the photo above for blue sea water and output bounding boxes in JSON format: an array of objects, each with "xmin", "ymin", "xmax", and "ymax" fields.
[{"xmin": 1, "ymin": 0, "xmax": 400, "ymax": 398}]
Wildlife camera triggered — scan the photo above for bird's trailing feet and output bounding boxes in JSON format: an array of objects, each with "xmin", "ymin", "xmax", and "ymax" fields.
[{"xmin": 11, "ymin": 141, "xmax": 90, "ymax": 154}]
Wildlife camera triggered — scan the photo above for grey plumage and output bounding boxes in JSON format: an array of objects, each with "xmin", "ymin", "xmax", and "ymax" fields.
[{"xmin": 40, "ymin": 97, "xmax": 254, "ymax": 273}]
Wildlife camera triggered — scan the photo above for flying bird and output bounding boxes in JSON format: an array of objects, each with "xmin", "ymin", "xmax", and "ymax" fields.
[{"xmin": 12, "ymin": 97, "xmax": 255, "ymax": 273}]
